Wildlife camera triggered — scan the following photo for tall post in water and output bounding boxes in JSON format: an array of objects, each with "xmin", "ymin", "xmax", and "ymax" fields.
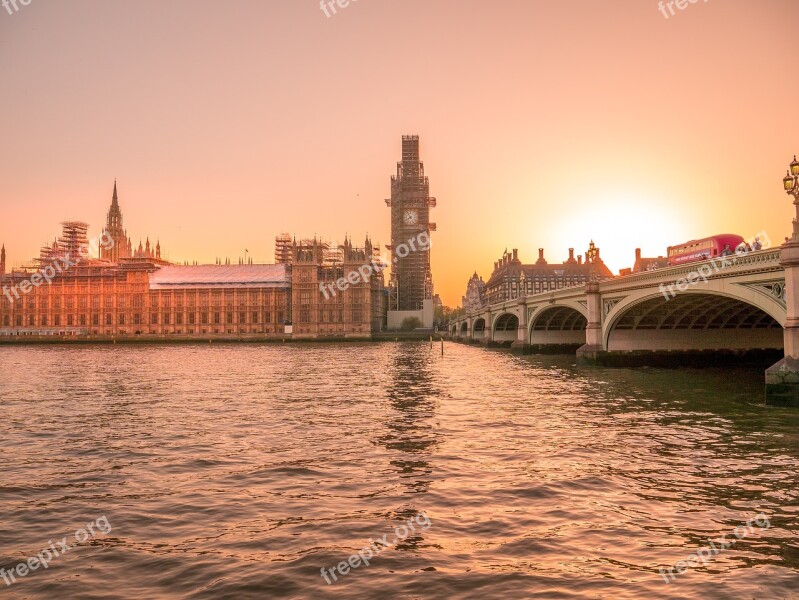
[{"xmin": 766, "ymin": 156, "xmax": 799, "ymax": 405}]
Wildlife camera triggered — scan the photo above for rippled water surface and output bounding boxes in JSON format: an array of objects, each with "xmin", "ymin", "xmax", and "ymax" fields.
[{"xmin": 1, "ymin": 342, "xmax": 798, "ymax": 599}]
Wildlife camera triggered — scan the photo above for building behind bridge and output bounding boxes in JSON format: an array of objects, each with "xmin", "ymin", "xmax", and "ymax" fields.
[
  {"xmin": 461, "ymin": 272, "xmax": 486, "ymax": 312},
  {"xmin": 482, "ymin": 244, "xmax": 614, "ymax": 305}
]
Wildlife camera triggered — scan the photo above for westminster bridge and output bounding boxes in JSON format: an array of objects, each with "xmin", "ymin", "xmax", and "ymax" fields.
[{"xmin": 448, "ymin": 246, "xmax": 799, "ymax": 406}]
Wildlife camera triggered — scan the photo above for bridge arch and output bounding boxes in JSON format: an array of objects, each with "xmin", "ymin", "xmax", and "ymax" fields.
[
  {"xmin": 529, "ymin": 305, "xmax": 587, "ymax": 346},
  {"xmin": 460, "ymin": 321, "xmax": 468, "ymax": 336},
  {"xmin": 603, "ymin": 289, "xmax": 784, "ymax": 352},
  {"xmin": 492, "ymin": 312, "xmax": 519, "ymax": 343},
  {"xmin": 472, "ymin": 317, "xmax": 486, "ymax": 340}
]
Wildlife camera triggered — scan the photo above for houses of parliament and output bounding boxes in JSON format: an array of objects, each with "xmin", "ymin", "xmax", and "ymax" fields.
[
  {"xmin": 0, "ymin": 182, "xmax": 389, "ymax": 339},
  {"xmin": 0, "ymin": 137, "xmax": 442, "ymax": 339}
]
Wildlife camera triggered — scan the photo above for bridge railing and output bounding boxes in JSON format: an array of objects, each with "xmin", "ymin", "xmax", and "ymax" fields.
[
  {"xmin": 453, "ymin": 248, "xmax": 783, "ymax": 324},
  {"xmin": 599, "ymin": 248, "xmax": 781, "ymax": 292}
]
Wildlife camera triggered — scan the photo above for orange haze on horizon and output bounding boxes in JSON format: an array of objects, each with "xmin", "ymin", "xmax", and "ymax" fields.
[{"xmin": 1, "ymin": 0, "xmax": 798, "ymax": 307}]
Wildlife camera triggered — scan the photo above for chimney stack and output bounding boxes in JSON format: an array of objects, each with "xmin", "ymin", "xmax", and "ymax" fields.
[
  {"xmin": 578, "ymin": 255, "xmax": 582, "ymax": 265},
  {"xmin": 512, "ymin": 249, "xmax": 518, "ymax": 261},
  {"xmin": 635, "ymin": 248, "xmax": 641, "ymax": 261},
  {"xmin": 568, "ymin": 248, "xmax": 575, "ymax": 262},
  {"xmin": 536, "ymin": 248, "xmax": 547, "ymax": 265}
]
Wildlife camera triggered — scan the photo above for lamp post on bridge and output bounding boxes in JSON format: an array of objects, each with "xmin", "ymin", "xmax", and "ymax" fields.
[
  {"xmin": 783, "ymin": 156, "xmax": 799, "ymax": 238},
  {"xmin": 586, "ymin": 240, "xmax": 599, "ymax": 282},
  {"xmin": 766, "ymin": 155, "xmax": 799, "ymax": 405},
  {"xmin": 576, "ymin": 239, "xmax": 604, "ymax": 365}
]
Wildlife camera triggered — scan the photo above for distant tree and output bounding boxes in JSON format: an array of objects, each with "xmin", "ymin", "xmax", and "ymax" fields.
[
  {"xmin": 400, "ymin": 316, "xmax": 422, "ymax": 331},
  {"xmin": 435, "ymin": 305, "xmax": 453, "ymax": 330},
  {"xmin": 445, "ymin": 307, "xmax": 464, "ymax": 325}
]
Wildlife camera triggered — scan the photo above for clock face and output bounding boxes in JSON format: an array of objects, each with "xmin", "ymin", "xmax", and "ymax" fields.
[{"xmin": 403, "ymin": 209, "xmax": 419, "ymax": 226}]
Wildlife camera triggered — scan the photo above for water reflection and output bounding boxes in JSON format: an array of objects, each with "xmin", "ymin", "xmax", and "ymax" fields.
[
  {"xmin": 1, "ymin": 343, "xmax": 798, "ymax": 599},
  {"xmin": 377, "ymin": 343, "xmax": 440, "ymax": 548}
]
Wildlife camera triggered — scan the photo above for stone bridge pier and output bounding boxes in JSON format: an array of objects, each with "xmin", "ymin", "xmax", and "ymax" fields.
[
  {"xmin": 576, "ymin": 282, "xmax": 602, "ymax": 362},
  {"xmin": 510, "ymin": 298, "xmax": 529, "ymax": 354},
  {"xmin": 766, "ymin": 234, "xmax": 799, "ymax": 405}
]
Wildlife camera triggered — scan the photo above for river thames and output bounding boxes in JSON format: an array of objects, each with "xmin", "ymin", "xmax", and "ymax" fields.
[{"xmin": 0, "ymin": 342, "xmax": 798, "ymax": 599}]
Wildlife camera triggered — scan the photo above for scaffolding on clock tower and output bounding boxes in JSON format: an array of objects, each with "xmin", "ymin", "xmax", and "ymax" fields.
[{"xmin": 385, "ymin": 135, "xmax": 436, "ymax": 312}]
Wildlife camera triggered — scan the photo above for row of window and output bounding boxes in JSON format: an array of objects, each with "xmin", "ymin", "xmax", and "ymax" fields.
[
  {"xmin": 2, "ymin": 283, "xmax": 146, "ymax": 294},
  {"xmin": 2, "ymin": 300, "xmax": 286, "ymax": 312},
  {"xmin": 2, "ymin": 311, "xmax": 286, "ymax": 328},
  {"xmin": 668, "ymin": 239, "xmax": 715, "ymax": 257},
  {"xmin": 295, "ymin": 326, "xmax": 372, "ymax": 334},
  {"xmin": 2, "ymin": 289, "xmax": 282, "ymax": 304},
  {"xmin": 2, "ymin": 281, "xmax": 282, "ymax": 297},
  {"xmin": 298, "ymin": 290, "xmax": 367, "ymax": 304},
  {"xmin": 297, "ymin": 310, "xmax": 366, "ymax": 324},
  {"xmin": 3, "ymin": 295, "xmax": 283, "ymax": 308},
  {"xmin": 2, "ymin": 327, "xmax": 286, "ymax": 336},
  {"xmin": 490, "ymin": 278, "xmax": 586, "ymax": 295}
]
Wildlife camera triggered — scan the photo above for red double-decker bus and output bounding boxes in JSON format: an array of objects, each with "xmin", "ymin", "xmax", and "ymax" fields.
[{"xmin": 667, "ymin": 234, "xmax": 747, "ymax": 266}]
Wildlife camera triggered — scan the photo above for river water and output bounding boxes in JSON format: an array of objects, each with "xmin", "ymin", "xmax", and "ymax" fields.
[{"xmin": 0, "ymin": 342, "xmax": 797, "ymax": 599}]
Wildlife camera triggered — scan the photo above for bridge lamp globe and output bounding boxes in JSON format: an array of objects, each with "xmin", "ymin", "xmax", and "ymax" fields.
[
  {"xmin": 786, "ymin": 170, "xmax": 796, "ymax": 192},
  {"xmin": 791, "ymin": 156, "xmax": 799, "ymax": 177}
]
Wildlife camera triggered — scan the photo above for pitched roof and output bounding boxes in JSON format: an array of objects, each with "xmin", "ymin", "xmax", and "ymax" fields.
[
  {"xmin": 148, "ymin": 264, "xmax": 289, "ymax": 289},
  {"xmin": 485, "ymin": 260, "xmax": 612, "ymax": 288}
]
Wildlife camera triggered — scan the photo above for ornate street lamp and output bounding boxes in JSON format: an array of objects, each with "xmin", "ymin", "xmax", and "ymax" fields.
[
  {"xmin": 586, "ymin": 240, "xmax": 599, "ymax": 281},
  {"xmin": 586, "ymin": 240, "xmax": 598, "ymax": 263},
  {"xmin": 784, "ymin": 156, "xmax": 799, "ymax": 242}
]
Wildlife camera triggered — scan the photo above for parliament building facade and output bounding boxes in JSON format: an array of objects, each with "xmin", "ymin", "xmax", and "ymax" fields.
[
  {"xmin": 0, "ymin": 184, "xmax": 378, "ymax": 339},
  {"xmin": 0, "ymin": 137, "xmax": 439, "ymax": 339}
]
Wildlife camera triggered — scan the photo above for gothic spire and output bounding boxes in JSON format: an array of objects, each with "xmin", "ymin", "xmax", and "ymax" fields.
[{"xmin": 112, "ymin": 179, "xmax": 118, "ymax": 207}]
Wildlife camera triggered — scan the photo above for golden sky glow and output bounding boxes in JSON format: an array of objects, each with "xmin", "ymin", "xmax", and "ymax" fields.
[{"xmin": 1, "ymin": 0, "xmax": 798, "ymax": 306}]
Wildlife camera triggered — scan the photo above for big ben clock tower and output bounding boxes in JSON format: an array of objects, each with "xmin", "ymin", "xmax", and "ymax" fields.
[{"xmin": 385, "ymin": 135, "xmax": 436, "ymax": 312}]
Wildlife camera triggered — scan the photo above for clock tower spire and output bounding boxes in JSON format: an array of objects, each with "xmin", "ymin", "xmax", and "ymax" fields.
[{"xmin": 385, "ymin": 135, "xmax": 436, "ymax": 311}]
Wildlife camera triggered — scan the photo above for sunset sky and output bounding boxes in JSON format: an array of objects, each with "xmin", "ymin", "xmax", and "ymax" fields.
[{"xmin": 1, "ymin": 0, "xmax": 797, "ymax": 306}]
